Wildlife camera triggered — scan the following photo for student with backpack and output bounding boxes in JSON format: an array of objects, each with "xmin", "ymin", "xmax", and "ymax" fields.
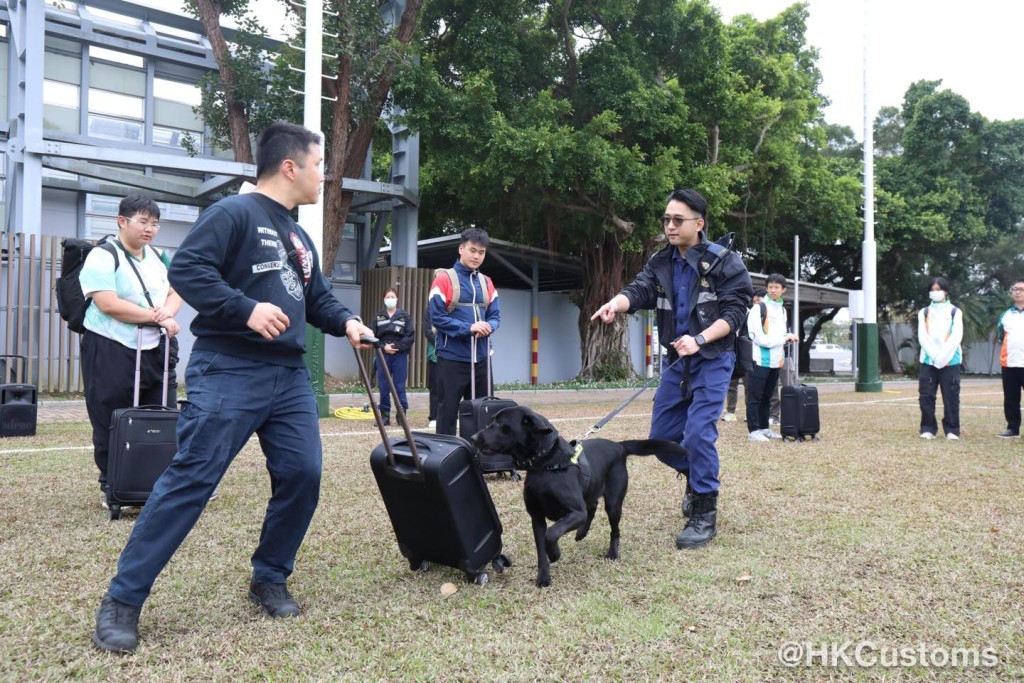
[
  {"xmin": 746, "ymin": 274, "xmax": 798, "ymax": 441},
  {"xmin": 917, "ymin": 276, "xmax": 963, "ymax": 440},
  {"xmin": 427, "ymin": 228, "xmax": 501, "ymax": 436},
  {"xmin": 77, "ymin": 194, "xmax": 183, "ymax": 505}
]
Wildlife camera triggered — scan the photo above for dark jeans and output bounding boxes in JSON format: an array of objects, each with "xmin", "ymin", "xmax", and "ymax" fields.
[
  {"xmin": 1001, "ymin": 365, "xmax": 1024, "ymax": 433},
  {"xmin": 919, "ymin": 363, "xmax": 961, "ymax": 437},
  {"xmin": 376, "ymin": 351, "xmax": 409, "ymax": 413},
  {"xmin": 435, "ymin": 357, "xmax": 490, "ymax": 436},
  {"xmin": 649, "ymin": 351, "xmax": 733, "ymax": 494},
  {"xmin": 745, "ymin": 365, "xmax": 781, "ymax": 433},
  {"xmin": 427, "ymin": 360, "xmax": 439, "ymax": 421},
  {"xmin": 81, "ymin": 331, "xmax": 177, "ymax": 488},
  {"xmin": 726, "ymin": 374, "xmax": 779, "ymax": 418},
  {"xmin": 107, "ymin": 350, "xmax": 322, "ymax": 606}
]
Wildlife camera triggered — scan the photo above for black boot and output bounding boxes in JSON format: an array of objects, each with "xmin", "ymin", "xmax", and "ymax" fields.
[
  {"xmin": 680, "ymin": 475, "xmax": 694, "ymax": 519},
  {"xmin": 675, "ymin": 491, "xmax": 717, "ymax": 550},
  {"xmin": 381, "ymin": 409, "xmax": 391, "ymax": 426}
]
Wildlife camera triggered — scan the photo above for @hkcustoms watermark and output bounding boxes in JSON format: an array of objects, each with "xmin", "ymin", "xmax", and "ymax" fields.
[{"xmin": 777, "ymin": 641, "xmax": 999, "ymax": 669}]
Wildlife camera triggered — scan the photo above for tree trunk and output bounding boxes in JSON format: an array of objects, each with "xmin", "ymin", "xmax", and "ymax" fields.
[
  {"xmin": 577, "ymin": 232, "xmax": 633, "ymax": 380},
  {"xmin": 319, "ymin": 0, "xmax": 423, "ymax": 270},
  {"xmin": 193, "ymin": 0, "xmax": 253, "ymax": 164}
]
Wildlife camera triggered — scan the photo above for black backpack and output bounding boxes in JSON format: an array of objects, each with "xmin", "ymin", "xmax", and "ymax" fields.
[
  {"xmin": 732, "ymin": 302, "xmax": 767, "ymax": 379},
  {"xmin": 55, "ymin": 236, "xmax": 119, "ymax": 333}
]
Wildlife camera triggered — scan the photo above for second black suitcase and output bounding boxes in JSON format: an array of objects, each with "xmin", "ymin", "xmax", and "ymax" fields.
[
  {"xmin": 358, "ymin": 337, "xmax": 511, "ymax": 584},
  {"xmin": 106, "ymin": 328, "xmax": 178, "ymax": 520},
  {"xmin": 457, "ymin": 339, "xmax": 519, "ymax": 477},
  {"xmin": 0, "ymin": 355, "xmax": 38, "ymax": 437},
  {"xmin": 780, "ymin": 383, "xmax": 820, "ymax": 442}
]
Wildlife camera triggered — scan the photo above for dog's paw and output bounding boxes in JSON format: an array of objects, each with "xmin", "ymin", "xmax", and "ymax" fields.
[
  {"xmin": 606, "ymin": 548, "xmax": 619, "ymax": 560},
  {"xmin": 546, "ymin": 543, "xmax": 561, "ymax": 564},
  {"xmin": 574, "ymin": 527, "xmax": 590, "ymax": 542},
  {"xmin": 535, "ymin": 573, "xmax": 551, "ymax": 588}
]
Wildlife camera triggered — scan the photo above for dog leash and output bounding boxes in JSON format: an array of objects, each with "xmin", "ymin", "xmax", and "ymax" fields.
[{"xmin": 573, "ymin": 355, "xmax": 686, "ymax": 443}]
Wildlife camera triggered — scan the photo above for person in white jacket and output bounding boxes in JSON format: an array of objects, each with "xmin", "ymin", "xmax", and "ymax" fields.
[
  {"xmin": 917, "ymin": 276, "xmax": 963, "ymax": 440},
  {"xmin": 746, "ymin": 274, "xmax": 798, "ymax": 440}
]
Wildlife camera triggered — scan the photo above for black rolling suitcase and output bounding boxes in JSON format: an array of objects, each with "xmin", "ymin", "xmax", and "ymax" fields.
[
  {"xmin": 458, "ymin": 339, "xmax": 519, "ymax": 478},
  {"xmin": 105, "ymin": 328, "xmax": 178, "ymax": 520},
  {"xmin": 358, "ymin": 336, "xmax": 511, "ymax": 585},
  {"xmin": 0, "ymin": 355, "xmax": 38, "ymax": 437},
  {"xmin": 781, "ymin": 384, "xmax": 820, "ymax": 442}
]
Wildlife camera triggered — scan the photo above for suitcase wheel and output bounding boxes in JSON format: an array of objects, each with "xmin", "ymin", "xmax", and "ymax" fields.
[
  {"xmin": 408, "ymin": 559, "xmax": 429, "ymax": 572},
  {"xmin": 109, "ymin": 504, "xmax": 122, "ymax": 521},
  {"xmin": 492, "ymin": 554, "xmax": 512, "ymax": 574},
  {"xmin": 468, "ymin": 571, "xmax": 489, "ymax": 586}
]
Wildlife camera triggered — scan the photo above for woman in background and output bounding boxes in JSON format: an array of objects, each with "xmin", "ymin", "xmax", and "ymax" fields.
[
  {"xmin": 374, "ymin": 288, "xmax": 415, "ymax": 426},
  {"xmin": 917, "ymin": 276, "xmax": 963, "ymax": 440}
]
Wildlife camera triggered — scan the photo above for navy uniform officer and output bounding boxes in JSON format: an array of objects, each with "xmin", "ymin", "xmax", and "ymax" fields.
[
  {"xmin": 592, "ymin": 188, "xmax": 752, "ymax": 550},
  {"xmin": 374, "ymin": 287, "xmax": 416, "ymax": 425}
]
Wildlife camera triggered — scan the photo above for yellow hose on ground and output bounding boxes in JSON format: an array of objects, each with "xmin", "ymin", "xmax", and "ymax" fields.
[{"xmin": 333, "ymin": 405, "xmax": 376, "ymax": 420}]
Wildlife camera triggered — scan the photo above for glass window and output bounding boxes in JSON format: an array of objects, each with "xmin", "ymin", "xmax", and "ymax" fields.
[
  {"xmin": 154, "ymin": 78, "xmax": 202, "ymax": 107},
  {"xmin": 90, "ymin": 45, "xmax": 144, "ymax": 69},
  {"xmin": 43, "ymin": 80, "xmax": 80, "ymax": 108},
  {"xmin": 153, "ymin": 126, "xmax": 204, "ymax": 154},
  {"xmin": 87, "ymin": 114, "xmax": 143, "ymax": 143},
  {"xmin": 88, "ymin": 88, "xmax": 143, "ymax": 119}
]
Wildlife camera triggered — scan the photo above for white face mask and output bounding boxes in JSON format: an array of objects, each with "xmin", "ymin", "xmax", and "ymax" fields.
[
  {"xmin": 384, "ymin": 298, "xmax": 398, "ymax": 309},
  {"xmin": 929, "ymin": 290, "xmax": 946, "ymax": 303}
]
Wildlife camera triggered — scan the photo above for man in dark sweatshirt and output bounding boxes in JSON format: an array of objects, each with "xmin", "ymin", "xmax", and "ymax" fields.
[{"xmin": 92, "ymin": 121, "xmax": 374, "ymax": 654}]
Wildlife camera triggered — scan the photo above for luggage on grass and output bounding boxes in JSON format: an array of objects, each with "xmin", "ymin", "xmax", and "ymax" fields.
[
  {"xmin": 0, "ymin": 355, "xmax": 38, "ymax": 437},
  {"xmin": 458, "ymin": 338, "xmax": 519, "ymax": 478},
  {"xmin": 105, "ymin": 327, "xmax": 178, "ymax": 520},
  {"xmin": 357, "ymin": 336, "xmax": 511, "ymax": 585},
  {"xmin": 780, "ymin": 384, "xmax": 820, "ymax": 442}
]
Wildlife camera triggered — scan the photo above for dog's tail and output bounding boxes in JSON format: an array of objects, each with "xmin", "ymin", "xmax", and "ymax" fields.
[{"xmin": 619, "ymin": 439, "xmax": 689, "ymax": 462}]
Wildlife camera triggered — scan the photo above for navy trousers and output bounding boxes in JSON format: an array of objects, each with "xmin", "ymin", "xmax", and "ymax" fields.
[
  {"xmin": 377, "ymin": 351, "xmax": 409, "ymax": 412},
  {"xmin": 107, "ymin": 350, "xmax": 322, "ymax": 606},
  {"xmin": 650, "ymin": 351, "xmax": 734, "ymax": 495}
]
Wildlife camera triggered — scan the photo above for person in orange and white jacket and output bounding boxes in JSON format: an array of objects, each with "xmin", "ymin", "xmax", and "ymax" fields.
[
  {"xmin": 995, "ymin": 278, "xmax": 1024, "ymax": 438},
  {"xmin": 745, "ymin": 273, "xmax": 798, "ymax": 441},
  {"xmin": 917, "ymin": 276, "xmax": 963, "ymax": 440}
]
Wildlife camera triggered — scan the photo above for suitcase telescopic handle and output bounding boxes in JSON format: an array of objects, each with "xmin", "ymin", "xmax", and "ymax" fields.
[
  {"xmin": 354, "ymin": 336, "xmax": 421, "ymax": 469},
  {"xmin": 469, "ymin": 337, "xmax": 492, "ymax": 400},
  {"xmin": 0, "ymin": 354, "xmax": 28, "ymax": 384}
]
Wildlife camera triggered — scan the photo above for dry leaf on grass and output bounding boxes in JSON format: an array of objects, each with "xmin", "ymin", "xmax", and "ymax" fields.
[{"xmin": 440, "ymin": 582, "xmax": 458, "ymax": 596}]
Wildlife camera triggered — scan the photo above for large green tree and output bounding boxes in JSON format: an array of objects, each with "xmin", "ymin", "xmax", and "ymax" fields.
[
  {"xmin": 189, "ymin": 0, "xmax": 424, "ymax": 269},
  {"xmin": 873, "ymin": 80, "xmax": 1024, "ymax": 340},
  {"xmin": 396, "ymin": 0, "xmax": 857, "ymax": 377}
]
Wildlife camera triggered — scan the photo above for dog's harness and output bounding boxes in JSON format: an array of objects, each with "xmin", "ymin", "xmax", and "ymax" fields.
[{"xmin": 520, "ymin": 439, "xmax": 592, "ymax": 490}]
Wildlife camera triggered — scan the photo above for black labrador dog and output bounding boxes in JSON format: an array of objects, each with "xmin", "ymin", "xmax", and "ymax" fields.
[{"xmin": 473, "ymin": 405, "xmax": 688, "ymax": 587}]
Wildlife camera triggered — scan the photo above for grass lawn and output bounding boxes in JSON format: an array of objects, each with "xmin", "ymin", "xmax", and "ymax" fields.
[{"xmin": 0, "ymin": 379, "xmax": 1021, "ymax": 681}]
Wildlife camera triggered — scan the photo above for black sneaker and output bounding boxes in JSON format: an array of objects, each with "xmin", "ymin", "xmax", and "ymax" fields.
[
  {"xmin": 997, "ymin": 429, "xmax": 1020, "ymax": 439},
  {"xmin": 248, "ymin": 581, "xmax": 301, "ymax": 618},
  {"xmin": 92, "ymin": 594, "xmax": 141, "ymax": 654}
]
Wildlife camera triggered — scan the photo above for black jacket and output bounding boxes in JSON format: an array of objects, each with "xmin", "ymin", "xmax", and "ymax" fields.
[
  {"xmin": 620, "ymin": 232, "xmax": 752, "ymax": 361},
  {"xmin": 374, "ymin": 307, "xmax": 415, "ymax": 353}
]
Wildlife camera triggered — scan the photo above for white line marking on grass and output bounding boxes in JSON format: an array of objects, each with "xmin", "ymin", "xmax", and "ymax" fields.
[{"xmin": 0, "ymin": 446, "xmax": 92, "ymax": 455}]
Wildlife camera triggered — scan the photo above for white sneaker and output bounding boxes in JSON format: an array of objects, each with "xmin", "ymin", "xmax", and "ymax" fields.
[
  {"xmin": 748, "ymin": 431, "xmax": 770, "ymax": 442},
  {"xmin": 761, "ymin": 429, "xmax": 783, "ymax": 440},
  {"xmin": 100, "ymin": 494, "xmax": 109, "ymax": 510},
  {"xmin": 946, "ymin": 433, "xmax": 959, "ymax": 441},
  {"xmin": 209, "ymin": 487, "xmax": 221, "ymax": 502},
  {"xmin": 427, "ymin": 420, "xmax": 437, "ymax": 431},
  {"xmin": 722, "ymin": 412, "xmax": 737, "ymax": 422},
  {"xmin": 920, "ymin": 432, "xmax": 936, "ymax": 440},
  {"xmin": 768, "ymin": 417, "xmax": 780, "ymax": 426}
]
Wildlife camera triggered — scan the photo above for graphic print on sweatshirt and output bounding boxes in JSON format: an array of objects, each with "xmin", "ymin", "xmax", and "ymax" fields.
[{"xmin": 251, "ymin": 224, "xmax": 309, "ymax": 301}]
